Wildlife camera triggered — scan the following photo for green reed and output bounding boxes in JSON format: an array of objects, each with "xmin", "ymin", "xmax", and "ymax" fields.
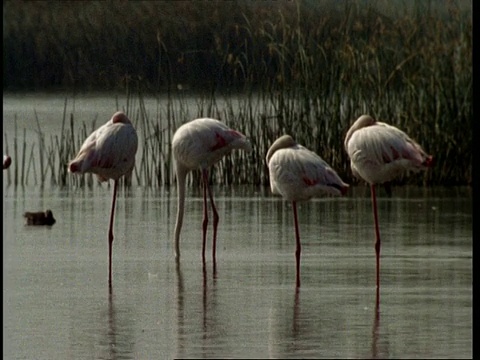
[
  {"xmin": 2, "ymin": 0, "xmax": 471, "ymax": 187},
  {"xmin": 2, "ymin": 81, "xmax": 470, "ymax": 188}
]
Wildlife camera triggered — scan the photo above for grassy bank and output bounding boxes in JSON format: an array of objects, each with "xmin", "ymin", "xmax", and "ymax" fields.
[{"xmin": 2, "ymin": 1, "xmax": 472, "ymax": 187}]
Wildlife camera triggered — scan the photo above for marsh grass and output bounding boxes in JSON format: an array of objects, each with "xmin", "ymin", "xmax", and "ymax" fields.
[
  {"xmin": 2, "ymin": 0, "xmax": 472, "ymax": 187},
  {"xmin": 2, "ymin": 81, "xmax": 470, "ymax": 188}
]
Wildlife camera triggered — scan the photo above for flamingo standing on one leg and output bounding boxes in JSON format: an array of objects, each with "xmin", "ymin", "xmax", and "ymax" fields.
[
  {"xmin": 266, "ymin": 135, "xmax": 349, "ymax": 287},
  {"xmin": 68, "ymin": 111, "xmax": 138, "ymax": 287},
  {"xmin": 3, "ymin": 155, "xmax": 12, "ymax": 169},
  {"xmin": 344, "ymin": 114, "xmax": 433, "ymax": 299},
  {"xmin": 172, "ymin": 118, "xmax": 252, "ymax": 264}
]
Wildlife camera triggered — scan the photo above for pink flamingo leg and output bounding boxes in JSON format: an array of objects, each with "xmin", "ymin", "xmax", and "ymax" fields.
[
  {"xmin": 205, "ymin": 177, "xmax": 219, "ymax": 265},
  {"xmin": 201, "ymin": 168, "xmax": 219, "ymax": 265},
  {"xmin": 108, "ymin": 179, "xmax": 119, "ymax": 287},
  {"xmin": 292, "ymin": 201, "xmax": 301, "ymax": 288},
  {"xmin": 370, "ymin": 184, "xmax": 381, "ymax": 295},
  {"xmin": 201, "ymin": 169, "xmax": 209, "ymax": 263}
]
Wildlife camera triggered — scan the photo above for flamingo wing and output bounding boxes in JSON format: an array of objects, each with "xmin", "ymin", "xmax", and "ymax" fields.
[
  {"xmin": 269, "ymin": 145, "xmax": 347, "ymax": 201},
  {"xmin": 69, "ymin": 119, "xmax": 137, "ymax": 181},
  {"xmin": 347, "ymin": 122, "xmax": 430, "ymax": 184},
  {"xmin": 173, "ymin": 118, "xmax": 251, "ymax": 170}
]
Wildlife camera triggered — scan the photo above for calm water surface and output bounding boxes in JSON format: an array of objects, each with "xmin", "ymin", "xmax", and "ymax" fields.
[
  {"xmin": 3, "ymin": 184, "xmax": 472, "ymax": 359},
  {"xmin": 2, "ymin": 92, "xmax": 254, "ymax": 145}
]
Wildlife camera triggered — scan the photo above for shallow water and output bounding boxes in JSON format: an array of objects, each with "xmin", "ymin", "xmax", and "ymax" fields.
[{"xmin": 2, "ymin": 184, "xmax": 472, "ymax": 359}]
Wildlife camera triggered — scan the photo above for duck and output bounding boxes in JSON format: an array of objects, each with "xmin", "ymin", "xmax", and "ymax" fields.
[
  {"xmin": 3, "ymin": 155, "xmax": 12, "ymax": 170},
  {"xmin": 23, "ymin": 210, "xmax": 56, "ymax": 226}
]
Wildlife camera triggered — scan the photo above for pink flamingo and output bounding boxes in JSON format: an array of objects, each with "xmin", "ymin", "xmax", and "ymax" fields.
[
  {"xmin": 344, "ymin": 114, "xmax": 433, "ymax": 295},
  {"xmin": 172, "ymin": 118, "xmax": 252, "ymax": 263},
  {"xmin": 266, "ymin": 135, "xmax": 349, "ymax": 287},
  {"xmin": 3, "ymin": 155, "xmax": 12, "ymax": 169},
  {"xmin": 68, "ymin": 111, "xmax": 138, "ymax": 286}
]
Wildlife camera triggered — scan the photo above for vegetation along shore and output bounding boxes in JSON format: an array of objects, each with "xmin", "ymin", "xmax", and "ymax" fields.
[{"xmin": 3, "ymin": 1, "xmax": 472, "ymax": 187}]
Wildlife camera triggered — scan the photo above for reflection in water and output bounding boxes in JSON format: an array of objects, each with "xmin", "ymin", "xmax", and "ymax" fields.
[
  {"xmin": 292, "ymin": 287, "xmax": 301, "ymax": 339},
  {"xmin": 267, "ymin": 287, "xmax": 317, "ymax": 358},
  {"xmin": 203, "ymin": 262, "xmax": 208, "ymax": 334},
  {"xmin": 371, "ymin": 300, "xmax": 391, "ymax": 359},
  {"xmin": 203, "ymin": 262, "xmax": 208, "ymax": 354},
  {"xmin": 106, "ymin": 287, "xmax": 118, "ymax": 360},
  {"xmin": 201, "ymin": 258, "xmax": 218, "ymax": 357},
  {"xmin": 371, "ymin": 302, "xmax": 380, "ymax": 359},
  {"xmin": 3, "ymin": 185, "xmax": 472, "ymax": 358},
  {"xmin": 175, "ymin": 259, "xmax": 220, "ymax": 359},
  {"xmin": 94, "ymin": 287, "xmax": 135, "ymax": 360},
  {"xmin": 175, "ymin": 261, "xmax": 185, "ymax": 358}
]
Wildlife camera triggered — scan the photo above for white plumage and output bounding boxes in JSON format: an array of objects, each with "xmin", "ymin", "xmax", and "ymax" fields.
[
  {"xmin": 267, "ymin": 135, "xmax": 348, "ymax": 201},
  {"xmin": 344, "ymin": 114, "xmax": 432, "ymax": 185},
  {"xmin": 266, "ymin": 134, "xmax": 349, "ymax": 287},
  {"xmin": 344, "ymin": 114, "xmax": 433, "ymax": 299},
  {"xmin": 68, "ymin": 111, "xmax": 138, "ymax": 287},
  {"xmin": 69, "ymin": 111, "xmax": 137, "ymax": 182},
  {"xmin": 172, "ymin": 118, "xmax": 252, "ymax": 263}
]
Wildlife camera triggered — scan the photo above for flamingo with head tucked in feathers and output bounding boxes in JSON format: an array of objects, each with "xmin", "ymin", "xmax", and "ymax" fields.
[
  {"xmin": 68, "ymin": 111, "xmax": 138, "ymax": 287},
  {"xmin": 172, "ymin": 118, "xmax": 252, "ymax": 264},
  {"xmin": 266, "ymin": 134, "xmax": 349, "ymax": 287},
  {"xmin": 344, "ymin": 114, "xmax": 433, "ymax": 297}
]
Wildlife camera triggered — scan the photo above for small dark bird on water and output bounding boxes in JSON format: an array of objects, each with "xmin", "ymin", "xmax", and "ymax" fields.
[
  {"xmin": 23, "ymin": 210, "xmax": 56, "ymax": 226},
  {"xmin": 3, "ymin": 155, "xmax": 12, "ymax": 169}
]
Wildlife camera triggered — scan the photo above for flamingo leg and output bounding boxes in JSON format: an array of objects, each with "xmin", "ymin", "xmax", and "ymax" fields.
[
  {"xmin": 292, "ymin": 201, "xmax": 301, "ymax": 288},
  {"xmin": 201, "ymin": 169, "xmax": 209, "ymax": 263},
  {"xmin": 108, "ymin": 179, "xmax": 119, "ymax": 287},
  {"xmin": 205, "ymin": 174, "xmax": 219, "ymax": 265},
  {"xmin": 370, "ymin": 184, "xmax": 381, "ymax": 294}
]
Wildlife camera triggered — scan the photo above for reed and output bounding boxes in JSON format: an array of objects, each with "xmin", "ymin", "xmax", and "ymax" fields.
[
  {"xmin": 2, "ymin": 0, "xmax": 471, "ymax": 187},
  {"xmin": 2, "ymin": 82, "xmax": 470, "ymax": 187}
]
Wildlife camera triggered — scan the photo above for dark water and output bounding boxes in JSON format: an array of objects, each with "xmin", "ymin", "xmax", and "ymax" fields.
[{"xmin": 3, "ymin": 184, "xmax": 472, "ymax": 359}]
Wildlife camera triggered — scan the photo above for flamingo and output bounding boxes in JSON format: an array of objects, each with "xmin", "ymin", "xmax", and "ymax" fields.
[
  {"xmin": 68, "ymin": 111, "xmax": 138, "ymax": 286},
  {"xmin": 3, "ymin": 155, "xmax": 12, "ymax": 169},
  {"xmin": 172, "ymin": 118, "xmax": 252, "ymax": 263},
  {"xmin": 266, "ymin": 135, "xmax": 349, "ymax": 287},
  {"xmin": 344, "ymin": 114, "xmax": 433, "ymax": 296}
]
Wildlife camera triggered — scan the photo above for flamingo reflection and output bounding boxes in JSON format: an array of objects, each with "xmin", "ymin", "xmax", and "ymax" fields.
[
  {"xmin": 175, "ymin": 262, "xmax": 186, "ymax": 358},
  {"xmin": 292, "ymin": 287, "xmax": 301, "ymax": 337},
  {"xmin": 371, "ymin": 302, "xmax": 380, "ymax": 358}
]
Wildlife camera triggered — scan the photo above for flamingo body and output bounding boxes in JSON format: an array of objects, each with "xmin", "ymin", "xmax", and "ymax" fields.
[
  {"xmin": 68, "ymin": 111, "xmax": 138, "ymax": 286},
  {"xmin": 267, "ymin": 135, "xmax": 349, "ymax": 201},
  {"xmin": 172, "ymin": 118, "xmax": 252, "ymax": 262},
  {"xmin": 172, "ymin": 118, "xmax": 251, "ymax": 171},
  {"xmin": 69, "ymin": 112, "xmax": 137, "ymax": 181},
  {"xmin": 344, "ymin": 114, "xmax": 433, "ymax": 300},
  {"xmin": 267, "ymin": 135, "xmax": 349, "ymax": 287},
  {"xmin": 345, "ymin": 115, "xmax": 433, "ymax": 185}
]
